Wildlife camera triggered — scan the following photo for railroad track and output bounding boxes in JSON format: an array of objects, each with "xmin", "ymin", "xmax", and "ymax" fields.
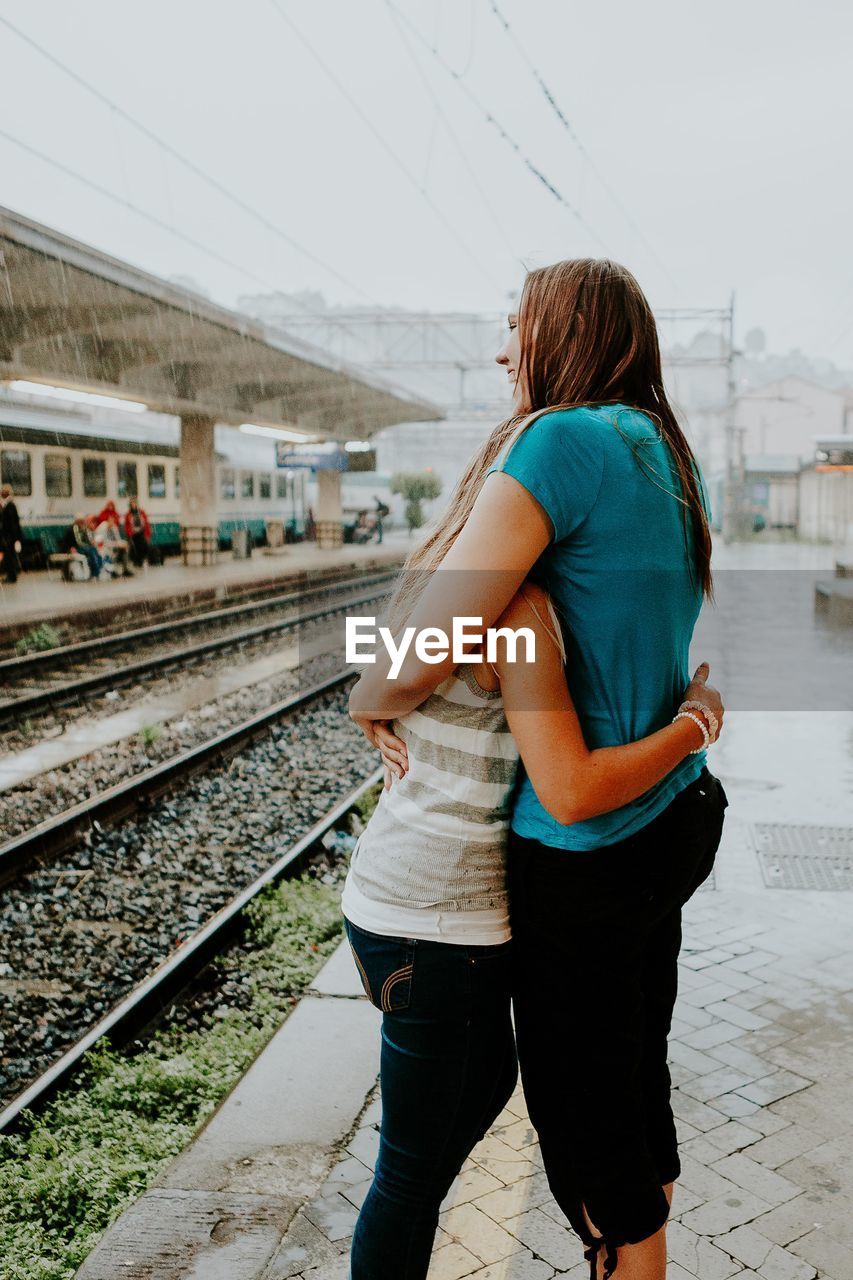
[
  {"xmin": 0, "ymin": 569, "xmax": 396, "ymax": 727},
  {"xmin": 0, "ymin": 763, "xmax": 382, "ymax": 1132},
  {"xmin": 0, "ymin": 668, "xmax": 359, "ymax": 887}
]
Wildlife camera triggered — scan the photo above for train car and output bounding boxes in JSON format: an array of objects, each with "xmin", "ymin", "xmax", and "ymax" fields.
[
  {"xmin": 0, "ymin": 401, "xmax": 306, "ymax": 566},
  {"xmin": 0, "ymin": 396, "xmax": 398, "ymax": 567}
]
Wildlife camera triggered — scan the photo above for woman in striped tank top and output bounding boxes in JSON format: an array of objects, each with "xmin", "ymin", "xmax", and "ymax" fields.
[{"xmin": 346, "ymin": 260, "xmax": 727, "ymax": 1280}]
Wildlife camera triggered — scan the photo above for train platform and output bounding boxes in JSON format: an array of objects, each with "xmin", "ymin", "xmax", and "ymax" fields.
[
  {"xmin": 75, "ymin": 710, "xmax": 853, "ymax": 1280},
  {"xmin": 0, "ymin": 533, "xmax": 409, "ymax": 649}
]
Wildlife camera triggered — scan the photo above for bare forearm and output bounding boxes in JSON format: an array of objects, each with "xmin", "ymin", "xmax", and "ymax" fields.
[{"xmin": 548, "ymin": 717, "xmax": 705, "ymax": 824}]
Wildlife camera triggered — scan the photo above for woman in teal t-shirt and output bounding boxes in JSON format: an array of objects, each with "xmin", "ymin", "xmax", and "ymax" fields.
[{"xmin": 350, "ymin": 258, "xmax": 727, "ymax": 1279}]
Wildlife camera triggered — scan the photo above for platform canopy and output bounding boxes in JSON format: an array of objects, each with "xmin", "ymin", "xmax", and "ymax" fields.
[{"xmin": 0, "ymin": 207, "xmax": 441, "ymax": 440}]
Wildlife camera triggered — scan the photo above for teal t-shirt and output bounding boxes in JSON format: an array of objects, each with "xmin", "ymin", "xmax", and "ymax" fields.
[{"xmin": 491, "ymin": 403, "xmax": 707, "ymax": 851}]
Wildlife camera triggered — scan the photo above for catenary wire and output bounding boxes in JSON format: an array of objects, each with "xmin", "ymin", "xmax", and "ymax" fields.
[
  {"xmin": 265, "ymin": 0, "xmax": 504, "ymax": 292},
  {"xmin": 487, "ymin": 0, "xmax": 680, "ymax": 293},
  {"xmin": 383, "ymin": 0, "xmax": 609, "ymax": 253},
  {"xmin": 0, "ymin": 12, "xmax": 381, "ymax": 308}
]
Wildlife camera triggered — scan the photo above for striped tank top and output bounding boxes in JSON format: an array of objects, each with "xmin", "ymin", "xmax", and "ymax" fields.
[{"xmin": 345, "ymin": 664, "xmax": 519, "ymax": 915}]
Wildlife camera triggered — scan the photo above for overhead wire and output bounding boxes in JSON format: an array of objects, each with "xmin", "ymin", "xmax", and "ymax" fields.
[
  {"xmin": 0, "ymin": 12, "xmax": 381, "ymax": 309},
  {"xmin": 486, "ymin": 0, "xmax": 680, "ymax": 293},
  {"xmin": 381, "ymin": 0, "xmax": 522, "ymax": 266},
  {"xmin": 265, "ymin": 0, "xmax": 504, "ymax": 292},
  {"xmin": 383, "ymin": 0, "xmax": 609, "ymax": 253}
]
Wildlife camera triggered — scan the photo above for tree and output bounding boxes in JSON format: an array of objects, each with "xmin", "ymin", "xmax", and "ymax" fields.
[{"xmin": 391, "ymin": 471, "xmax": 442, "ymax": 534}]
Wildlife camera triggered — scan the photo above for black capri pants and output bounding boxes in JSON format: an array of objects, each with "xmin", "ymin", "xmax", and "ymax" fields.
[{"xmin": 509, "ymin": 767, "xmax": 728, "ymax": 1278}]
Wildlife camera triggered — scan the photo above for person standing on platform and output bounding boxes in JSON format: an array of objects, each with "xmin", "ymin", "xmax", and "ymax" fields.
[
  {"xmin": 373, "ymin": 495, "xmax": 390, "ymax": 544},
  {"xmin": 0, "ymin": 484, "xmax": 23, "ymax": 583},
  {"xmin": 0, "ymin": 481, "xmax": 22, "ymax": 583},
  {"xmin": 124, "ymin": 499, "xmax": 151, "ymax": 567}
]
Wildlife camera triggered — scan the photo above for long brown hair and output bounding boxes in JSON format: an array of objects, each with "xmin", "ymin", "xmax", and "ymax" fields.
[{"xmin": 387, "ymin": 258, "xmax": 712, "ymax": 630}]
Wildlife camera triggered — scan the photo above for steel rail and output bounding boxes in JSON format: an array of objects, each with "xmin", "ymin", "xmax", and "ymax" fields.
[
  {"xmin": 0, "ymin": 567, "xmax": 396, "ymax": 679},
  {"xmin": 0, "ymin": 765, "xmax": 382, "ymax": 1132},
  {"xmin": 0, "ymin": 668, "xmax": 359, "ymax": 886},
  {"xmin": 0, "ymin": 580, "xmax": 391, "ymax": 727}
]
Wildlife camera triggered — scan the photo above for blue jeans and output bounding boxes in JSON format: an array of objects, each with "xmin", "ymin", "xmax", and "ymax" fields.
[
  {"xmin": 344, "ymin": 919, "xmax": 517, "ymax": 1279},
  {"xmin": 78, "ymin": 545, "xmax": 103, "ymax": 578}
]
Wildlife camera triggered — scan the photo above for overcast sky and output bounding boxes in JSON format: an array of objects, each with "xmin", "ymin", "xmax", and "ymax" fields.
[{"xmin": 2, "ymin": 0, "xmax": 852, "ymax": 361}]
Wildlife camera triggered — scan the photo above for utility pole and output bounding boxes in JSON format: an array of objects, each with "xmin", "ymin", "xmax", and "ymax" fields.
[{"xmin": 722, "ymin": 292, "xmax": 739, "ymax": 544}]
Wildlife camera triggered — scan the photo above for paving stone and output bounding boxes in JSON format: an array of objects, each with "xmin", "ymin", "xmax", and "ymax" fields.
[
  {"xmin": 427, "ymin": 1240, "xmax": 483, "ymax": 1279},
  {"xmin": 471, "ymin": 1172, "xmax": 554, "ymax": 1223},
  {"xmin": 742, "ymin": 1127, "xmax": 823, "ymax": 1171},
  {"xmin": 440, "ymin": 1202, "xmax": 526, "ymax": 1265},
  {"xmin": 678, "ymin": 1152, "xmax": 740, "ymax": 1201},
  {"xmin": 669, "ymin": 1040, "xmax": 726, "ymax": 1076},
  {"xmin": 681, "ymin": 1020, "xmax": 746, "ymax": 1050},
  {"xmin": 670, "ymin": 1090, "xmax": 730, "ymax": 1132},
  {"xmin": 736, "ymin": 1072, "xmax": 812, "ymax": 1108},
  {"xmin": 708, "ymin": 1043, "xmax": 779, "ymax": 1079},
  {"xmin": 680, "ymin": 1189, "xmax": 772, "ymax": 1236},
  {"xmin": 680, "ymin": 1065, "xmax": 758, "ymax": 1103},
  {"xmin": 705, "ymin": 1002, "xmax": 771, "ymax": 1032},
  {"xmin": 667, "ymin": 1220, "xmax": 742, "ymax": 1278},
  {"xmin": 442, "ymin": 1165, "xmax": 505, "ymax": 1210},
  {"xmin": 303, "ymin": 1192, "xmax": 359, "ymax": 1242},
  {"xmin": 345, "ymin": 1125, "xmax": 380, "ymax": 1169},
  {"xmin": 736, "ymin": 1109, "xmax": 790, "ymax": 1139},
  {"xmin": 750, "ymin": 1193, "xmax": 827, "ymax": 1247},
  {"xmin": 496, "ymin": 1119, "xmax": 539, "ymax": 1151},
  {"xmin": 469, "ymin": 1135, "xmax": 538, "ymax": 1186},
  {"xmin": 76, "ymin": 1189, "xmax": 297, "ymax": 1280},
  {"xmin": 265, "ymin": 1212, "xmax": 342, "ymax": 1278},
  {"xmin": 338, "ymin": 1179, "xmax": 371, "ymax": 1210},
  {"xmin": 787, "ymin": 1229, "xmax": 853, "ymax": 1280},
  {"xmin": 502, "ymin": 1208, "xmax": 579, "ymax": 1271},
  {"xmin": 703, "ymin": 1121, "xmax": 761, "ymax": 1156},
  {"xmin": 297, "ymin": 1259, "xmax": 350, "ymax": 1280},
  {"xmin": 711, "ymin": 1155, "xmax": 800, "ymax": 1207},
  {"xmin": 460, "ymin": 1250, "xmax": 556, "ymax": 1280}
]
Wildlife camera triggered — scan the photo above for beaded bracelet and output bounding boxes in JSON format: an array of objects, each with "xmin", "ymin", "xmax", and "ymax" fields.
[
  {"xmin": 672, "ymin": 709, "xmax": 710, "ymax": 753},
  {"xmin": 679, "ymin": 699, "xmax": 719, "ymax": 743}
]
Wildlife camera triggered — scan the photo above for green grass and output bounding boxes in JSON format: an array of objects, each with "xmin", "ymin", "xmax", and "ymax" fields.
[
  {"xmin": 138, "ymin": 722, "xmax": 162, "ymax": 750},
  {"xmin": 0, "ymin": 874, "xmax": 345, "ymax": 1280},
  {"xmin": 14, "ymin": 624, "xmax": 62, "ymax": 656}
]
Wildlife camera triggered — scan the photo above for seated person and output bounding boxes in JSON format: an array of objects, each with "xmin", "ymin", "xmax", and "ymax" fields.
[
  {"xmin": 95, "ymin": 513, "xmax": 133, "ymax": 578},
  {"xmin": 60, "ymin": 514, "xmax": 103, "ymax": 579}
]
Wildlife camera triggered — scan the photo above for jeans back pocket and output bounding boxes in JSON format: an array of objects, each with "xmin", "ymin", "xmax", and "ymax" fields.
[{"xmin": 344, "ymin": 918, "xmax": 414, "ymax": 1013}]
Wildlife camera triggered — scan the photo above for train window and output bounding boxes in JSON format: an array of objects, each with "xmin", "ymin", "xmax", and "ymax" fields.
[
  {"xmin": 241, "ymin": 470, "xmax": 255, "ymax": 499},
  {"xmin": 83, "ymin": 457, "xmax": 107, "ymax": 497},
  {"xmin": 220, "ymin": 468, "xmax": 235, "ymax": 500},
  {"xmin": 0, "ymin": 449, "xmax": 32, "ymax": 495},
  {"xmin": 174, "ymin": 465, "xmax": 180, "ymax": 498},
  {"xmin": 117, "ymin": 460, "xmax": 138, "ymax": 498},
  {"xmin": 148, "ymin": 464, "xmax": 166, "ymax": 499},
  {"xmin": 276, "ymin": 473, "xmax": 288, "ymax": 500},
  {"xmin": 259, "ymin": 473, "xmax": 271, "ymax": 500},
  {"xmin": 45, "ymin": 453, "xmax": 72, "ymax": 498}
]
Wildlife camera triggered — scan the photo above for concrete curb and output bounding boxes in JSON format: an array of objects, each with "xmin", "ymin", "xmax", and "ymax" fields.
[{"xmin": 76, "ymin": 941, "xmax": 379, "ymax": 1280}]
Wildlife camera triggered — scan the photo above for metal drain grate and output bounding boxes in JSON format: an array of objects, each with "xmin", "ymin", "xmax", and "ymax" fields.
[{"xmin": 752, "ymin": 824, "xmax": 853, "ymax": 890}]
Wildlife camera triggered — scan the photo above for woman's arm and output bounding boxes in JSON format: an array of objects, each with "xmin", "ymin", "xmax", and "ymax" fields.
[
  {"xmin": 494, "ymin": 586, "xmax": 721, "ymax": 826},
  {"xmin": 348, "ymin": 472, "xmax": 551, "ymax": 723}
]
